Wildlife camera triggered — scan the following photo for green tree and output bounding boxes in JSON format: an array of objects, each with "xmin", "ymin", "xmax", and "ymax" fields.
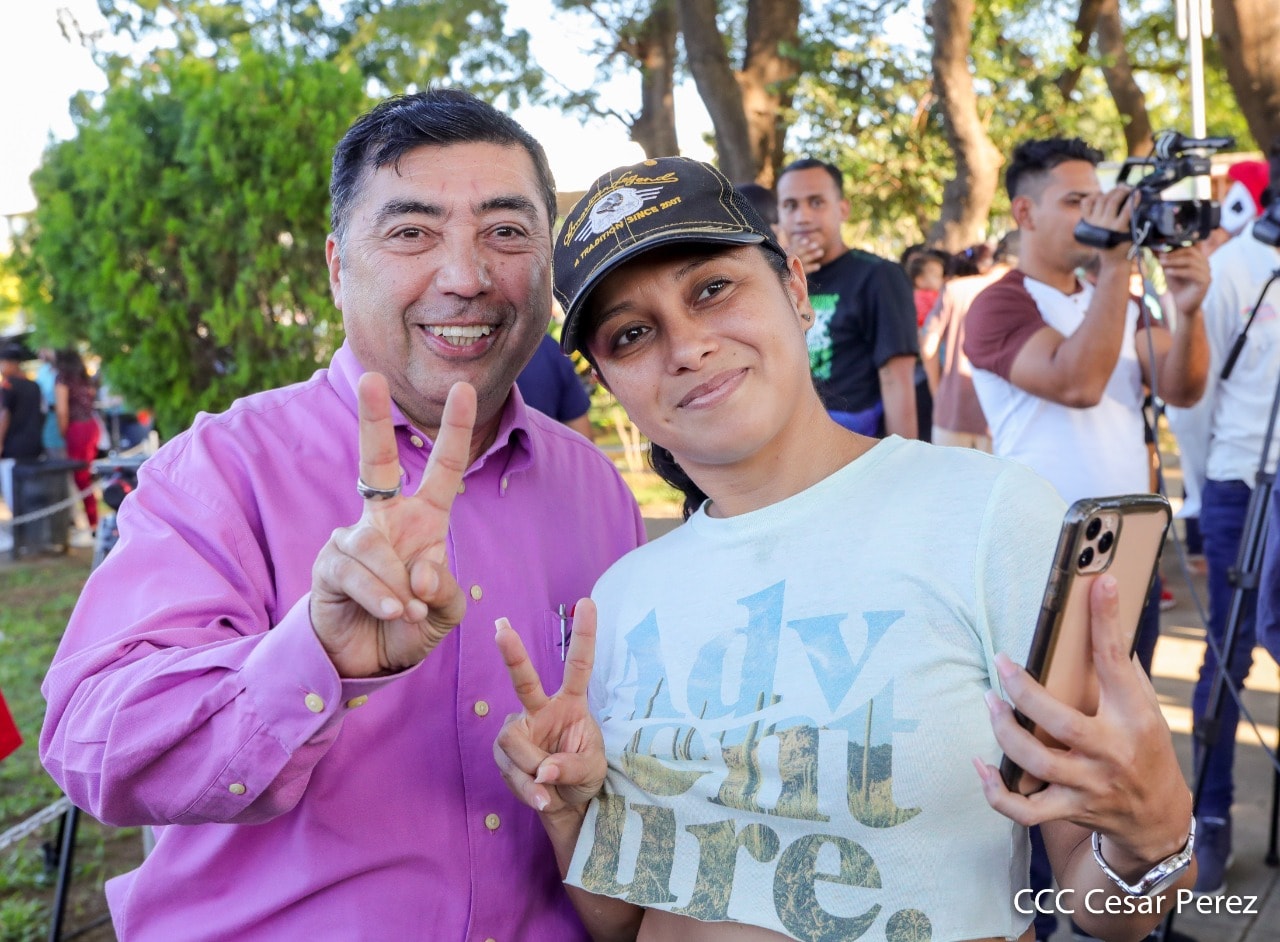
[
  {"xmin": 11, "ymin": 45, "xmax": 367, "ymax": 434},
  {"xmin": 0, "ymin": 256, "xmax": 22, "ymax": 333},
  {"xmin": 87, "ymin": 0, "xmax": 544, "ymax": 105}
]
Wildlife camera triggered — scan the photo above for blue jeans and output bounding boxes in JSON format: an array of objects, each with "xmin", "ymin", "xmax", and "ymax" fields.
[
  {"xmin": 1134, "ymin": 573, "xmax": 1162, "ymax": 677},
  {"xmin": 1192, "ymin": 478, "xmax": 1259, "ymax": 820}
]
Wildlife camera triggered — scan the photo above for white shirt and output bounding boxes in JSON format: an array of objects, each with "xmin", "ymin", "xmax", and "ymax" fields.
[{"xmin": 1166, "ymin": 224, "xmax": 1280, "ymax": 512}]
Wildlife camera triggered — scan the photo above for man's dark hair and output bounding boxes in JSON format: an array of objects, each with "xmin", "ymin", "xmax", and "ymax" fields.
[
  {"xmin": 1005, "ymin": 137, "xmax": 1104, "ymax": 202},
  {"xmin": 735, "ymin": 183, "xmax": 778, "ymax": 225},
  {"xmin": 778, "ymin": 157, "xmax": 844, "ymax": 195},
  {"xmin": 329, "ymin": 88, "xmax": 557, "ymax": 243}
]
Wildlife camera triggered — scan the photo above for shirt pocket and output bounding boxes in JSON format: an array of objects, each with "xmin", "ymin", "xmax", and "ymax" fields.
[{"xmin": 537, "ymin": 608, "xmax": 573, "ymax": 673}]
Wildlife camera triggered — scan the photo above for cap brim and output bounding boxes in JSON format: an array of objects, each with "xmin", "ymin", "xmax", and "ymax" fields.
[{"xmin": 559, "ymin": 227, "xmax": 770, "ymax": 356}]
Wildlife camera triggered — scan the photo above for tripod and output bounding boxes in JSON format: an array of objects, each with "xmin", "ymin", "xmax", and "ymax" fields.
[{"xmin": 1159, "ymin": 264, "xmax": 1280, "ymax": 938}]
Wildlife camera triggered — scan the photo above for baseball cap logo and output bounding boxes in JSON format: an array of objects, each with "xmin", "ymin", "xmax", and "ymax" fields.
[{"xmin": 573, "ymin": 186, "xmax": 664, "ymax": 243}]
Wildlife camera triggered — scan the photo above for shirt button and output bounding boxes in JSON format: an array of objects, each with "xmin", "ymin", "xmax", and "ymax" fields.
[
  {"xmin": 457, "ymin": 481, "xmax": 466, "ymax": 495},
  {"xmin": 474, "ymin": 700, "xmax": 490, "ymax": 717},
  {"xmin": 410, "ymin": 435, "xmax": 424, "ymax": 448},
  {"xmin": 228, "ymin": 783, "xmax": 246, "ymax": 796},
  {"xmin": 484, "ymin": 813, "xmax": 501, "ymax": 831},
  {"xmin": 304, "ymin": 693, "xmax": 325, "ymax": 713},
  {"xmin": 346, "ymin": 695, "xmax": 369, "ymax": 709},
  {"xmin": 500, "ymin": 476, "xmax": 509, "ymax": 491},
  {"xmin": 470, "ymin": 584, "xmax": 483, "ymax": 601}
]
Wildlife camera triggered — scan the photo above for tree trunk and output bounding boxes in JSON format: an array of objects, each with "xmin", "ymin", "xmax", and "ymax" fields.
[
  {"xmin": 1096, "ymin": 0, "xmax": 1152, "ymax": 157},
  {"xmin": 1056, "ymin": 0, "xmax": 1106, "ymax": 99},
  {"xmin": 927, "ymin": 0, "xmax": 1003, "ymax": 250},
  {"xmin": 739, "ymin": 0, "xmax": 801, "ymax": 187},
  {"xmin": 678, "ymin": 0, "xmax": 755, "ymax": 182},
  {"xmin": 676, "ymin": 0, "xmax": 800, "ymax": 185},
  {"xmin": 628, "ymin": 0, "xmax": 681, "ymax": 157},
  {"xmin": 1215, "ymin": 0, "xmax": 1280, "ymax": 152}
]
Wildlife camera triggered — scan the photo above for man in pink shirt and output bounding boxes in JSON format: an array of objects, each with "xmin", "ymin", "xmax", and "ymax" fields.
[{"xmin": 40, "ymin": 89, "xmax": 645, "ymax": 941}]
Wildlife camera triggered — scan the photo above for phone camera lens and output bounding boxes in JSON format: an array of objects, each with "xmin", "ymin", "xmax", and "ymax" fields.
[
  {"xmin": 1085, "ymin": 518, "xmax": 1102, "ymax": 540},
  {"xmin": 1078, "ymin": 547, "xmax": 1095, "ymax": 569},
  {"xmin": 1098, "ymin": 531, "xmax": 1114, "ymax": 554}
]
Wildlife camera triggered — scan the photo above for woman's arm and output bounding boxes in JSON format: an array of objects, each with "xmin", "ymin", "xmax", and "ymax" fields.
[
  {"xmin": 978, "ymin": 577, "xmax": 1195, "ymax": 941},
  {"xmin": 494, "ymin": 602, "xmax": 645, "ymax": 941},
  {"xmin": 55, "ymin": 382, "xmax": 69, "ymax": 436}
]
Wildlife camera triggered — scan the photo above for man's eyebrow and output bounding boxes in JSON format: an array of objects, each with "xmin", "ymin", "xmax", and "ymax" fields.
[
  {"xmin": 478, "ymin": 195, "xmax": 541, "ymax": 223},
  {"xmin": 373, "ymin": 199, "xmax": 442, "ymax": 227}
]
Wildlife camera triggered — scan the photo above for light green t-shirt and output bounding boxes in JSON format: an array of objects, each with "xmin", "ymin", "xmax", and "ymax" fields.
[{"xmin": 569, "ymin": 437, "xmax": 1063, "ymax": 942}]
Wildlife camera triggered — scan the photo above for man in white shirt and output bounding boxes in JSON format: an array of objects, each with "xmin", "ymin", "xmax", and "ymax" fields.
[
  {"xmin": 1165, "ymin": 173, "xmax": 1280, "ymax": 895},
  {"xmin": 965, "ymin": 136, "xmax": 1210, "ymax": 672},
  {"xmin": 964, "ymin": 136, "xmax": 1211, "ymax": 938}
]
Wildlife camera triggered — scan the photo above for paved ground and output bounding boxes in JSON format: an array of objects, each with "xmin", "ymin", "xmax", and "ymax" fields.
[{"xmin": 1134, "ymin": 540, "xmax": 1280, "ymax": 942}]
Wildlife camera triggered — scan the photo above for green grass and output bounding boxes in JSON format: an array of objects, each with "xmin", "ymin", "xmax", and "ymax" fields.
[
  {"xmin": 0, "ymin": 559, "xmax": 88, "ymax": 822},
  {"xmin": 0, "ymin": 552, "xmax": 131, "ymax": 940}
]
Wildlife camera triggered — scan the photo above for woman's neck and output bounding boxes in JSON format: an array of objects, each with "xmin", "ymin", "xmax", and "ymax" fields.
[{"xmin": 683, "ymin": 399, "xmax": 877, "ymax": 518}]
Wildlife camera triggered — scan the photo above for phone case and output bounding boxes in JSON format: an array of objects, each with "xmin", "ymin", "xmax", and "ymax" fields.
[{"xmin": 999, "ymin": 494, "xmax": 1171, "ymax": 795}]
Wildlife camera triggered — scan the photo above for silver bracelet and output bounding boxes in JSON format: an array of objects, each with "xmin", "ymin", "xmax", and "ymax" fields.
[{"xmin": 1090, "ymin": 816, "xmax": 1195, "ymax": 897}]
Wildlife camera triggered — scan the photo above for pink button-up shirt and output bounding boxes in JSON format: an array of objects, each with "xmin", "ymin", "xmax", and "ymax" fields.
[{"xmin": 41, "ymin": 344, "xmax": 645, "ymax": 941}]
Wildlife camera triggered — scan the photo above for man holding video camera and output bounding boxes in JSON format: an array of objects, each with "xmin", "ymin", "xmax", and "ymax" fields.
[
  {"xmin": 965, "ymin": 136, "xmax": 1210, "ymax": 552},
  {"xmin": 964, "ymin": 136, "xmax": 1211, "ymax": 939},
  {"xmin": 1165, "ymin": 153, "xmax": 1280, "ymax": 897}
]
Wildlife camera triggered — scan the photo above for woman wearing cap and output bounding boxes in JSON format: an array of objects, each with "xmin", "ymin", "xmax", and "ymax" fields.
[{"xmin": 493, "ymin": 157, "xmax": 1195, "ymax": 941}]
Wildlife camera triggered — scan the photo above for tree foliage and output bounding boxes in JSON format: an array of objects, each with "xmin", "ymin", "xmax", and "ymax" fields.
[
  {"xmin": 91, "ymin": 0, "xmax": 544, "ymax": 105},
  {"xmin": 784, "ymin": 0, "xmax": 1257, "ymax": 252},
  {"xmin": 13, "ymin": 0, "xmax": 1274, "ymax": 438},
  {"xmin": 11, "ymin": 45, "xmax": 367, "ymax": 434},
  {"xmin": 552, "ymin": 0, "xmax": 682, "ymax": 157}
]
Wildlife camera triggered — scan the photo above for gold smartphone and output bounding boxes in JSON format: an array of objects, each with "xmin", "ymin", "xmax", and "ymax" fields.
[{"xmin": 999, "ymin": 494, "xmax": 1171, "ymax": 795}]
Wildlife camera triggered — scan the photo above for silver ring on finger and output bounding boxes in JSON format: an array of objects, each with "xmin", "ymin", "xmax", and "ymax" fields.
[{"xmin": 356, "ymin": 478, "xmax": 401, "ymax": 501}]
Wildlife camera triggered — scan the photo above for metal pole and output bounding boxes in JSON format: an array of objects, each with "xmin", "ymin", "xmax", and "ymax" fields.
[
  {"xmin": 47, "ymin": 804, "xmax": 79, "ymax": 942},
  {"xmin": 1179, "ymin": 0, "xmax": 1214, "ymax": 198}
]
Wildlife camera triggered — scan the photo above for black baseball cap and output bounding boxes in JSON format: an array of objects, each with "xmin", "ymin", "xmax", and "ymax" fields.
[{"xmin": 553, "ymin": 156, "xmax": 787, "ymax": 356}]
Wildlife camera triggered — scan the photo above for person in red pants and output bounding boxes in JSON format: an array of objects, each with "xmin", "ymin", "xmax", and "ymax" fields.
[{"xmin": 55, "ymin": 349, "xmax": 100, "ymax": 533}]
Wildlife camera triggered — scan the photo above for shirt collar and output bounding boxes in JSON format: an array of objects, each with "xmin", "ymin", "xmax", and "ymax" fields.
[{"xmin": 326, "ymin": 341, "xmax": 535, "ymax": 474}]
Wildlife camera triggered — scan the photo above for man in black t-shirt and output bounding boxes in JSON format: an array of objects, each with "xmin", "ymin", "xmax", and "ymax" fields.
[
  {"xmin": 0, "ymin": 344, "xmax": 44, "ymax": 461},
  {"xmin": 777, "ymin": 159, "xmax": 923, "ymax": 438}
]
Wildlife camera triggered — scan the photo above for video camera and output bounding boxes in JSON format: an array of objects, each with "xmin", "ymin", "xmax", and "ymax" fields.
[
  {"xmin": 1254, "ymin": 196, "xmax": 1280, "ymax": 247},
  {"xmin": 1075, "ymin": 131, "xmax": 1234, "ymax": 251}
]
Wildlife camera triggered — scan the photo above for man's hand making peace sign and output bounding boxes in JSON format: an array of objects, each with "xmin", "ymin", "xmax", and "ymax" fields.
[{"xmin": 310, "ymin": 373, "xmax": 474, "ymax": 678}]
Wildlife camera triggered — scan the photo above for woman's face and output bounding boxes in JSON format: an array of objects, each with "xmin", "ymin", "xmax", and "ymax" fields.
[{"xmin": 584, "ymin": 244, "xmax": 814, "ymax": 470}]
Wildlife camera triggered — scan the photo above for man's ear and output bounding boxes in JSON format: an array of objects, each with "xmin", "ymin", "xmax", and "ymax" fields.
[
  {"xmin": 1010, "ymin": 194, "xmax": 1035, "ymax": 231},
  {"xmin": 325, "ymin": 234, "xmax": 344, "ymax": 308}
]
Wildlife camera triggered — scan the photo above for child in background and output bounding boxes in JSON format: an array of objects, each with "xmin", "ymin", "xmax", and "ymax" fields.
[{"xmin": 907, "ymin": 249, "xmax": 947, "ymax": 326}]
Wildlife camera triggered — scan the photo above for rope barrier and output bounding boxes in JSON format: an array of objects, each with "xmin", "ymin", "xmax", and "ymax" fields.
[
  {"xmin": 0, "ymin": 483, "xmax": 98, "ymax": 530},
  {"xmin": 0, "ymin": 797, "xmax": 71, "ymax": 854},
  {"xmin": 0, "ymin": 442, "xmax": 153, "ymax": 530}
]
